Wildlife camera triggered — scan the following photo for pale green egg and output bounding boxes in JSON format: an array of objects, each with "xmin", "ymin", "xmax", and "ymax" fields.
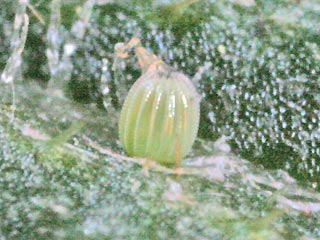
[{"xmin": 119, "ymin": 62, "xmax": 200, "ymax": 166}]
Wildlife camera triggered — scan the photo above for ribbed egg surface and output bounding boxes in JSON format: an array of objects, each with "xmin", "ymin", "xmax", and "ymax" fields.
[{"xmin": 119, "ymin": 64, "xmax": 200, "ymax": 165}]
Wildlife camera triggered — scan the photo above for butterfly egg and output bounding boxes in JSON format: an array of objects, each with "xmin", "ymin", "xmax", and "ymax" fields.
[{"xmin": 119, "ymin": 62, "xmax": 200, "ymax": 166}]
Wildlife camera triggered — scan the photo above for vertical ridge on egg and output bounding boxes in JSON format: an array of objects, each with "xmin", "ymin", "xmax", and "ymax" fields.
[
  {"xmin": 119, "ymin": 61, "xmax": 200, "ymax": 166},
  {"xmin": 144, "ymin": 83, "xmax": 163, "ymax": 157}
]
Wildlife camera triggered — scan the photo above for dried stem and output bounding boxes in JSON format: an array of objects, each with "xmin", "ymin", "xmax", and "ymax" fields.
[
  {"xmin": 27, "ymin": 3, "xmax": 46, "ymax": 25},
  {"xmin": 46, "ymin": 0, "xmax": 62, "ymax": 79},
  {"xmin": 1, "ymin": 2, "xmax": 29, "ymax": 121}
]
